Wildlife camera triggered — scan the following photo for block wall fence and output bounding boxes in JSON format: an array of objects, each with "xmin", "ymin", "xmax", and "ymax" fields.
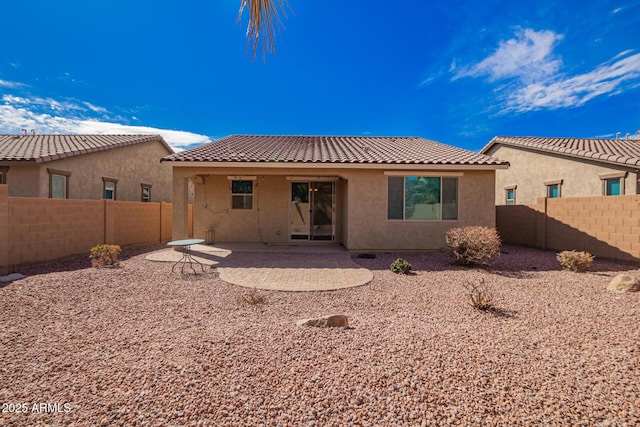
[
  {"xmin": 497, "ymin": 195, "xmax": 640, "ymax": 263},
  {"xmin": 0, "ymin": 184, "xmax": 193, "ymax": 274}
]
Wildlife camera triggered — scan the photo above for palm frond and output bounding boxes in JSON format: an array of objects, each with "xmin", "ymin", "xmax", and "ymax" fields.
[{"xmin": 238, "ymin": 0, "xmax": 289, "ymax": 61}]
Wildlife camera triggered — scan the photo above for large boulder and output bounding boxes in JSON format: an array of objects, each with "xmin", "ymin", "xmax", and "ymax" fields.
[
  {"xmin": 296, "ymin": 315, "xmax": 349, "ymax": 328},
  {"xmin": 607, "ymin": 274, "xmax": 640, "ymax": 293}
]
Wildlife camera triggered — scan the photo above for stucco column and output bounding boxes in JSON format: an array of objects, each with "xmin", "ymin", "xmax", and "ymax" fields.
[
  {"xmin": 0, "ymin": 184, "xmax": 10, "ymax": 274},
  {"xmin": 172, "ymin": 171, "xmax": 189, "ymax": 240}
]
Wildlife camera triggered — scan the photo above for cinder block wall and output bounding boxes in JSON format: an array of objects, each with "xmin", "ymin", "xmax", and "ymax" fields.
[
  {"xmin": 0, "ymin": 185, "xmax": 10, "ymax": 275},
  {"xmin": 106, "ymin": 201, "xmax": 161, "ymax": 246},
  {"xmin": 8, "ymin": 197, "xmax": 105, "ymax": 266},
  {"xmin": 0, "ymin": 195, "xmax": 187, "ymax": 273},
  {"xmin": 497, "ymin": 195, "xmax": 640, "ymax": 262}
]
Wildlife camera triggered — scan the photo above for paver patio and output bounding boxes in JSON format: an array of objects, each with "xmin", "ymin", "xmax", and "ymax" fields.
[{"xmin": 146, "ymin": 243, "xmax": 373, "ymax": 291}]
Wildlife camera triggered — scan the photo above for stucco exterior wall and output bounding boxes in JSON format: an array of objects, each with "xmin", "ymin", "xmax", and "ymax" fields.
[
  {"xmin": 487, "ymin": 145, "xmax": 639, "ymax": 205},
  {"xmin": 188, "ymin": 170, "xmax": 346, "ymax": 244},
  {"xmin": 6, "ymin": 165, "xmax": 40, "ymax": 197},
  {"xmin": 172, "ymin": 166, "xmax": 496, "ymax": 251},
  {"xmin": 6, "ymin": 140, "xmax": 172, "ymax": 201}
]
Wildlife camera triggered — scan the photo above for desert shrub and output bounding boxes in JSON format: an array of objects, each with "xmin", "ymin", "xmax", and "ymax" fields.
[
  {"xmin": 89, "ymin": 244, "xmax": 121, "ymax": 268},
  {"xmin": 390, "ymin": 258, "xmax": 412, "ymax": 274},
  {"xmin": 556, "ymin": 250, "xmax": 594, "ymax": 272},
  {"xmin": 445, "ymin": 226, "xmax": 501, "ymax": 266},
  {"xmin": 237, "ymin": 288, "xmax": 266, "ymax": 306},
  {"xmin": 464, "ymin": 279, "xmax": 493, "ymax": 311}
]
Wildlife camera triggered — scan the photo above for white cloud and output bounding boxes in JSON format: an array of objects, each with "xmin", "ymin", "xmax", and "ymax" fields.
[
  {"xmin": 0, "ymin": 79, "xmax": 25, "ymax": 89},
  {"xmin": 455, "ymin": 29, "xmax": 563, "ymax": 82},
  {"xmin": 506, "ymin": 50, "xmax": 640, "ymax": 112},
  {"xmin": 0, "ymin": 100, "xmax": 209, "ymax": 151},
  {"xmin": 454, "ymin": 28, "xmax": 640, "ymax": 113}
]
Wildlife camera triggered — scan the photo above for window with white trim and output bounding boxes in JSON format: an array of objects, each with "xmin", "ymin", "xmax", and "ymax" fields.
[
  {"xmin": 545, "ymin": 179, "xmax": 562, "ymax": 199},
  {"xmin": 231, "ymin": 180, "xmax": 253, "ymax": 209},
  {"xmin": 387, "ymin": 176, "xmax": 458, "ymax": 221},
  {"xmin": 505, "ymin": 186, "xmax": 516, "ymax": 205},
  {"xmin": 102, "ymin": 177, "xmax": 117, "ymax": 200}
]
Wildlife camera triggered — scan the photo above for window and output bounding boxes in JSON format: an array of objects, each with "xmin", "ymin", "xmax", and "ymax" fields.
[
  {"xmin": 48, "ymin": 168, "xmax": 70, "ymax": 199},
  {"xmin": 605, "ymin": 179, "xmax": 621, "ymax": 196},
  {"xmin": 102, "ymin": 177, "xmax": 118, "ymax": 200},
  {"xmin": 141, "ymin": 184, "xmax": 152, "ymax": 202},
  {"xmin": 505, "ymin": 187, "xmax": 516, "ymax": 205},
  {"xmin": 0, "ymin": 166, "xmax": 8, "ymax": 184},
  {"xmin": 231, "ymin": 180, "xmax": 253, "ymax": 209},
  {"xmin": 387, "ymin": 176, "xmax": 458, "ymax": 221},
  {"xmin": 545, "ymin": 179, "xmax": 562, "ymax": 199},
  {"xmin": 600, "ymin": 172, "xmax": 626, "ymax": 196}
]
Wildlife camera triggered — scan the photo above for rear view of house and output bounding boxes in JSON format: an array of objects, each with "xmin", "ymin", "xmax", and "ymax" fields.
[
  {"xmin": 163, "ymin": 135, "xmax": 508, "ymax": 251},
  {"xmin": 482, "ymin": 136, "xmax": 640, "ymax": 205},
  {"xmin": 0, "ymin": 134, "xmax": 174, "ymax": 202}
]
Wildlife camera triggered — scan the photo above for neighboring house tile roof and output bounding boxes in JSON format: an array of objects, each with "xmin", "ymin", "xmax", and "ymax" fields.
[
  {"xmin": 163, "ymin": 135, "xmax": 507, "ymax": 166},
  {"xmin": 482, "ymin": 136, "xmax": 640, "ymax": 167},
  {"xmin": 0, "ymin": 134, "xmax": 173, "ymax": 163}
]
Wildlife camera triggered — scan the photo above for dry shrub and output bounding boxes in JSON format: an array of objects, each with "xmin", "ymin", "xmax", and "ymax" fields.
[
  {"xmin": 89, "ymin": 244, "xmax": 121, "ymax": 268},
  {"xmin": 464, "ymin": 279, "xmax": 493, "ymax": 311},
  {"xmin": 390, "ymin": 258, "xmax": 412, "ymax": 274},
  {"xmin": 445, "ymin": 226, "xmax": 501, "ymax": 266},
  {"xmin": 556, "ymin": 250, "xmax": 594, "ymax": 272},
  {"xmin": 237, "ymin": 288, "xmax": 266, "ymax": 306}
]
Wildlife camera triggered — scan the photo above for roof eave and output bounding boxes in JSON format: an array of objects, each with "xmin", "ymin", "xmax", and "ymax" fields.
[
  {"xmin": 486, "ymin": 140, "xmax": 640, "ymax": 169},
  {"xmin": 162, "ymin": 160, "xmax": 508, "ymax": 170}
]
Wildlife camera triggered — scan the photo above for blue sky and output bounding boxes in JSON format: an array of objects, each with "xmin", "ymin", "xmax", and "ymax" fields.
[{"xmin": 1, "ymin": 0, "xmax": 639, "ymax": 152}]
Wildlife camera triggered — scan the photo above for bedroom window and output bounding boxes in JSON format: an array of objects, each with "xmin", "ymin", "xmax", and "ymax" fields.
[
  {"xmin": 387, "ymin": 176, "xmax": 458, "ymax": 221},
  {"xmin": 231, "ymin": 180, "xmax": 253, "ymax": 209}
]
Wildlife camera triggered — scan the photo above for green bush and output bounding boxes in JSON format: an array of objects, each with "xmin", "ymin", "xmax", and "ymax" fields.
[
  {"xmin": 556, "ymin": 250, "xmax": 594, "ymax": 272},
  {"xmin": 89, "ymin": 244, "xmax": 121, "ymax": 268},
  {"xmin": 390, "ymin": 258, "xmax": 412, "ymax": 274},
  {"xmin": 445, "ymin": 226, "xmax": 501, "ymax": 266}
]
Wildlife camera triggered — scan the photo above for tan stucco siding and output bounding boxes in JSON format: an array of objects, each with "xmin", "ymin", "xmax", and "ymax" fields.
[
  {"xmin": 342, "ymin": 170, "xmax": 496, "ymax": 250},
  {"xmin": 189, "ymin": 170, "xmax": 346, "ymax": 244},
  {"xmin": 18, "ymin": 140, "xmax": 172, "ymax": 201},
  {"xmin": 488, "ymin": 145, "xmax": 639, "ymax": 205},
  {"xmin": 6, "ymin": 166, "xmax": 40, "ymax": 197},
  {"xmin": 173, "ymin": 166, "xmax": 496, "ymax": 251}
]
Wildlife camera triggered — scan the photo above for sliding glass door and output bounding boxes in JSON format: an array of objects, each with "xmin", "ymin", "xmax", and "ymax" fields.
[{"xmin": 290, "ymin": 181, "xmax": 335, "ymax": 241}]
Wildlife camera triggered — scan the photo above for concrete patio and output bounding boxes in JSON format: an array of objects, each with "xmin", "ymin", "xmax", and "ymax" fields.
[{"xmin": 146, "ymin": 243, "xmax": 373, "ymax": 291}]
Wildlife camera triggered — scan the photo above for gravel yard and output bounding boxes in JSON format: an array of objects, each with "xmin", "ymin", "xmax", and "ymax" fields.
[{"xmin": 1, "ymin": 245, "xmax": 639, "ymax": 426}]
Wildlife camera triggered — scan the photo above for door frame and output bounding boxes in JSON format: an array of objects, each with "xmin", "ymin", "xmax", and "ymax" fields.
[{"xmin": 288, "ymin": 177, "xmax": 337, "ymax": 242}]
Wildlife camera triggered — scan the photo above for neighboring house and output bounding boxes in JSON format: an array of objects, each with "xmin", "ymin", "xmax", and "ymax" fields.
[
  {"xmin": 162, "ymin": 135, "xmax": 508, "ymax": 251},
  {"xmin": 0, "ymin": 134, "xmax": 174, "ymax": 202},
  {"xmin": 481, "ymin": 136, "xmax": 640, "ymax": 205}
]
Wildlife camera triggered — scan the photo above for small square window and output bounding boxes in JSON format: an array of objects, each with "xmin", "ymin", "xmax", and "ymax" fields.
[
  {"xmin": 506, "ymin": 188, "xmax": 515, "ymax": 205},
  {"xmin": 547, "ymin": 184, "xmax": 559, "ymax": 198},
  {"xmin": 0, "ymin": 167, "xmax": 8, "ymax": 185},
  {"xmin": 605, "ymin": 178, "xmax": 621, "ymax": 196},
  {"xmin": 231, "ymin": 180, "xmax": 253, "ymax": 209}
]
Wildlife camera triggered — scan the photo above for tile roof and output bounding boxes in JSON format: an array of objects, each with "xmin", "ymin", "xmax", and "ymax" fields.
[
  {"xmin": 163, "ymin": 135, "xmax": 507, "ymax": 166},
  {"xmin": 0, "ymin": 134, "xmax": 172, "ymax": 163},
  {"xmin": 482, "ymin": 136, "xmax": 640, "ymax": 167}
]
